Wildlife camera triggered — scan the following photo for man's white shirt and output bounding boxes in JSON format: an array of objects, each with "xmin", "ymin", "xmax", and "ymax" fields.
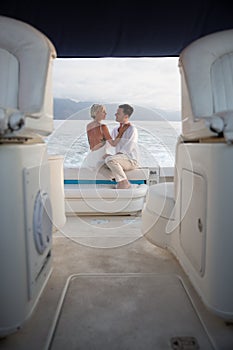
[{"xmin": 111, "ymin": 124, "xmax": 140, "ymax": 163}]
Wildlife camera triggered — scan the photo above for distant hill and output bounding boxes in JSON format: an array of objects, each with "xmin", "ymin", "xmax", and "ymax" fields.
[
  {"xmin": 53, "ymin": 98, "xmax": 181, "ymax": 121},
  {"xmin": 53, "ymin": 99, "xmax": 92, "ymax": 119}
]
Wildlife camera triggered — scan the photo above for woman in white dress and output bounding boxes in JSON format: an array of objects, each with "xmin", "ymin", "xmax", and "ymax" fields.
[{"xmin": 83, "ymin": 104, "xmax": 129, "ymax": 170}]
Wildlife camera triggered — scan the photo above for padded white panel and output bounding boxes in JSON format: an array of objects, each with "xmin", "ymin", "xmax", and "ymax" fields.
[
  {"xmin": 179, "ymin": 29, "xmax": 233, "ymax": 139},
  {"xmin": 180, "ymin": 29, "xmax": 233, "ymax": 117},
  {"xmin": 211, "ymin": 53, "xmax": 233, "ymax": 112},
  {"xmin": 0, "ymin": 15, "xmax": 57, "ymax": 135},
  {"xmin": 0, "ymin": 48, "xmax": 18, "ymax": 108}
]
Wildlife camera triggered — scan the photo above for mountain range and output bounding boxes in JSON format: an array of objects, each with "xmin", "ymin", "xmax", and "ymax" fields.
[{"xmin": 53, "ymin": 98, "xmax": 181, "ymax": 121}]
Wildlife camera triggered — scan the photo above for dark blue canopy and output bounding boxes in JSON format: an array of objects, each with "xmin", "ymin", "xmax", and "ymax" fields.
[{"xmin": 0, "ymin": 0, "xmax": 232, "ymax": 57}]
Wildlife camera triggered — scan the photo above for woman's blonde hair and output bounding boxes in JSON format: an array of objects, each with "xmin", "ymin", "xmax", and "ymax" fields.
[{"xmin": 90, "ymin": 104, "xmax": 105, "ymax": 119}]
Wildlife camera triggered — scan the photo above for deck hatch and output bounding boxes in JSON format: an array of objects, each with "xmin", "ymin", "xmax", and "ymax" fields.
[
  {"xmin": 171, "ymin": 336, "xmax": 199, "ymax": 349},
  {"xmin": 45, "ymin": 273, "xmax": 213, "ymax": 350}
]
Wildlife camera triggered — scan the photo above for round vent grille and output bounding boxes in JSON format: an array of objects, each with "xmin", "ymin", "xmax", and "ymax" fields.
[{"xmin": 33, "ymin": 190, "xmax": 53, "ymax": 254}]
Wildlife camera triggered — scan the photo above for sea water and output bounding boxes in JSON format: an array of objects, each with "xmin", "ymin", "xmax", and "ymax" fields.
[{"xmin": 45, "ymin": 120, "xmax": 181, "ymax": 168}]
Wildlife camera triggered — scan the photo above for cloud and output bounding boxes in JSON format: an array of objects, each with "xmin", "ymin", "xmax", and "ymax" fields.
[{"xmin": 53, "ymin": 57, "xmax": 181, "ymax": 111}]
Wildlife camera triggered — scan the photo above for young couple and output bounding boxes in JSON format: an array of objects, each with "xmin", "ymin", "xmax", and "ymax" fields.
[{"xmin": 84, "ymin": 103, "xmax": 140, "ymax": 189}]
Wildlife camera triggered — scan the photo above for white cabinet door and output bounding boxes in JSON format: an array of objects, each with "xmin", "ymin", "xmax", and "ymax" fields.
[{"xmin": 180, "ymin": 169, "xmax": 206, "ymax": 276}]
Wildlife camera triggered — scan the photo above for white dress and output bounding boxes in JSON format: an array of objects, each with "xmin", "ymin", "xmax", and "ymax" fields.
[{"xmin": 82, "ymin": 144, "xmax": 107, "ymax": 170}]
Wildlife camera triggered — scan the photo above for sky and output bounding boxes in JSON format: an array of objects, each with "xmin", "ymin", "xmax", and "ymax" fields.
[{"xmin": 53, "ymin": 57, "xmax": 181, "ymax": 112}]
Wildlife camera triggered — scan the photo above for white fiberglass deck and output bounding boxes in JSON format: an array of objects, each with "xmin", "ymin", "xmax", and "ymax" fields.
[{"xmin": 1, "ymin": 215, "xmax": 233, "ymax": 350}]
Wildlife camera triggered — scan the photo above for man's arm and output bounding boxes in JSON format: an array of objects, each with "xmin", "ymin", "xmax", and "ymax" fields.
[{"xmin": 115, "ymin": 125, "xmax": 138, "ymax": 155}]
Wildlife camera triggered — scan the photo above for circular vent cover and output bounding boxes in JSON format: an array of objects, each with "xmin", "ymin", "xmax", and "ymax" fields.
[{"xmin": 33, "ymin": 190, "xmax": 53, "ymax": 254}]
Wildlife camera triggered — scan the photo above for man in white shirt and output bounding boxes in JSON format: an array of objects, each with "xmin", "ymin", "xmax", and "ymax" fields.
[{"xmin": 102, "ymin": 104, "xmax": 140, "ymax": 189}]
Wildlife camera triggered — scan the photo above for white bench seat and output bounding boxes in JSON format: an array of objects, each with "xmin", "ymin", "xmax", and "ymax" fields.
[{"xmin": 64, "ymin": 167, "xmax": 149, "ymax": 215}]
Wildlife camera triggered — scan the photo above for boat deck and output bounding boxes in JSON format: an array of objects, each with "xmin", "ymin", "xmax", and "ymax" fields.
[{"xmin": 1, "ymin": 215, "xmax": 233, "ymax": 349}]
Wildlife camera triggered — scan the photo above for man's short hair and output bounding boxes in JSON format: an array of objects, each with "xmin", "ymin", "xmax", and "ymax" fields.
[{"xmin": 119, "ymin": 104, "xmax": 134, "ymax": 117}]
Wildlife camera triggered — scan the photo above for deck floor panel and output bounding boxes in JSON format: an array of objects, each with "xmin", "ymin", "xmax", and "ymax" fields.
[
  {"xmin": 48, "ymin": 273, "xmax": 213, "ymax": 350},
  {"xmin": 1, "ymin": 215, "xmax": 233, "ymax": 349}
]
